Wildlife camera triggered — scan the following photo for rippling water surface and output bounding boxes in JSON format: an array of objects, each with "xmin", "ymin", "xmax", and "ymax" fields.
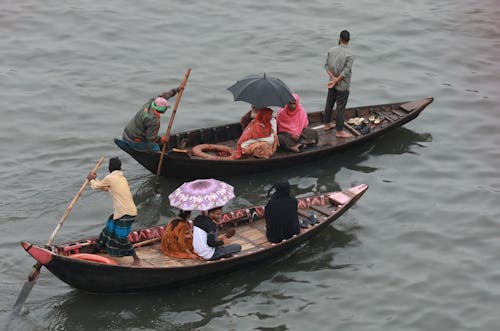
[{"xmin": 1, "ymin": 0, "xmax": 500, "ymax": 330}]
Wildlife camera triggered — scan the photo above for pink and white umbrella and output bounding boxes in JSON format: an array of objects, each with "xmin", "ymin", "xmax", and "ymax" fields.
[{"xmin": 168, "ymin": 178, "xmax": 235, "ymax": 211}]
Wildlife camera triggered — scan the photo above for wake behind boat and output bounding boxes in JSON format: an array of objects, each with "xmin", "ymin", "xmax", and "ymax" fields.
[
  {"xmin": 115, "ymin": 97, "xmax": 433, "ymax": 178},
  {"xmin": 22, "ymin": 184, "xmax": 368, "ymax": 293}
]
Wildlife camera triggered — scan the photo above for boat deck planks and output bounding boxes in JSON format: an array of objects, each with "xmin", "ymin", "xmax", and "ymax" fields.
[
  {"xmin": 110, "ymin": 218, "xmax": 276, "ymax": 268},
  {"xmin": 86, "ymin": 194, "xmax": 351, "ymax": 270},
  {"xmin": 96, "ymin": 202, "xmax": 338, "ymax": 268}
]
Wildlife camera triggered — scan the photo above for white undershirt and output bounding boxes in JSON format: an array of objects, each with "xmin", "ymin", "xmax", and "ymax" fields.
[{"xmin": 192, "ymin": 226, "xmax": 215, "ymax": 259}]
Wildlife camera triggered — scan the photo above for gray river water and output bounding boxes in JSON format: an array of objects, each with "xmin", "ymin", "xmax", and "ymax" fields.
[{"xmin": 1, "ymin": 0, "xmax": 500, "ymax": 330}]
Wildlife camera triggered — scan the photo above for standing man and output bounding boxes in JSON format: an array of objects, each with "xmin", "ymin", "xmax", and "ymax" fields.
[
  {"xmin": 324, "ymin": 30, "xmax": 354, "ymax": 138},
  {"xmin": 87, "ymin": 157, "xmax": 142, "ymax": 266},
  {"xmin": 122, "ymin": 86, "xmax": 182, "ymax": 152}
]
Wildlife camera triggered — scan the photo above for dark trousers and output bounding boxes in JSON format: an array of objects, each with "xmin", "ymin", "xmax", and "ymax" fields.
[
  {"xmin": 210, "ymin": 244, "xmax": 241, "ymax": 260},
  {"xmin": 324, "ymin": 88, "xmax": 350, "ymax": 131}
]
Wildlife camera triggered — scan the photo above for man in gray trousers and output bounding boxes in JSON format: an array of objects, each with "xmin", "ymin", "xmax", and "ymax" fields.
[{"xmin": 324, "ymin": 30, "xmax": 354, "ymax": 138}]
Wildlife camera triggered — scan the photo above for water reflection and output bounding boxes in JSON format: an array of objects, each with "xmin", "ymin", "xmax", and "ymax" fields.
[
  {"xmin": 40, "ymin": 226, "xmax": 355, "ymax": 331},
  {"xmin": 131, "ymin": 126, "xmax": 431, "ymax": 228},
  {"xmin": 367, "ymin": 127, "xmax": 432, "ymax": 155}
]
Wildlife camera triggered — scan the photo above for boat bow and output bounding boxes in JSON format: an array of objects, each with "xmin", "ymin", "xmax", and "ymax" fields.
[{"xmin": 22, "ymin": 242, "xmax": 54, "ymax": 266}]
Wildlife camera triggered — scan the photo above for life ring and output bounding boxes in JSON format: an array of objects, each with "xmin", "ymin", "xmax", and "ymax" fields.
[
  {"xmin": 69, "ymin": 253, "xmax": 118, "ymax": 265},
  {"xmin": 191, "ymin": 144, "xmax": 236, "ymax": 160}
]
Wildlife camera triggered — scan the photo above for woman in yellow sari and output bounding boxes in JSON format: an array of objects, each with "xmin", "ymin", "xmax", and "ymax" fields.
[{"xmin": 160, "ymin": 210, "xmax": 198, "ymax": 259}]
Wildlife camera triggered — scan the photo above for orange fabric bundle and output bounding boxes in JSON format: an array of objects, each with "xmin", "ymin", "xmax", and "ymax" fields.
[
  {"xmin": 160, "ymin": 218, "xmax": 198, "ymax": 259},
  {"xmin": 234, "ymin": 108, "xmax": 275, "ymax": 158}
]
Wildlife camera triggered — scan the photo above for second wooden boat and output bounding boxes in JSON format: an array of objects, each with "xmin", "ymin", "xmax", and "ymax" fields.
[{"xmin": 115, "ymin": 97, "xmax": 433, "ymax": 178}]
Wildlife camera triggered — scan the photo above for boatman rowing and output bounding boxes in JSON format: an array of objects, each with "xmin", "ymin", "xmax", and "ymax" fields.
[
  {"xmin": 87, "ymin": 157, "xmax": 142, "ymax": 266},
  {"xmin": 122, "ymin": 85, "xmax": 184, "ymax": 152}
]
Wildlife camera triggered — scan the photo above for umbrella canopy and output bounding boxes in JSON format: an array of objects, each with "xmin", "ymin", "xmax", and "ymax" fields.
[
  {"xmin": 227, "ymin": 73, "xmax": 295, "ymax": 108},
  {"xmin": 168, "ymin": 179, "xmax": 235, "ymax": 211}
]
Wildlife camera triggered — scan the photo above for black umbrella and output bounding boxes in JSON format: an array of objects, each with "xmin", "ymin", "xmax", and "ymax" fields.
[{"xmin": 227, "ymin": 73, "xmax": 295, "ymax": 108}]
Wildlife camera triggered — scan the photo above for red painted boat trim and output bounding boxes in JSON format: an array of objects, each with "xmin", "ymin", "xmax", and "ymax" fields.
[
  {"xmin": 21, "ymin": 241, "xmax": 53, "ymax": 265},
  {"xmin": 19, "ymin": 185, "xmax": 370, "ymax": 293},
  {"xmin": 70, "ymin": 253, "xmax": 118, "ymax": 265}
]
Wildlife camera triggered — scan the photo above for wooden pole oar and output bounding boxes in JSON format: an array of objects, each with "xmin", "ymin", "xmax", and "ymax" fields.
[
  {"xmin": 155, "ymin": 68, "xmax": 191, "ymax": 182},
  {"xmin": 12, "ymin": 157, "xmax": 105, "ymax": 315}
]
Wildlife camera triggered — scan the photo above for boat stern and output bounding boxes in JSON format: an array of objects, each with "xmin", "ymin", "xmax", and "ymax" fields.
[{"xmin": 21, "ymin": 242, "xmax": 54, "ymax": 266}]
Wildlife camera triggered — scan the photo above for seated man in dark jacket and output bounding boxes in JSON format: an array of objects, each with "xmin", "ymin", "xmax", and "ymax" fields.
[
  {"xmin": 192, "ymin": 207, "xmax": 241, "ymax": 260},
  {"xmin": 264, "ymin": 182, "xmax": 300, "ymax": 243}
]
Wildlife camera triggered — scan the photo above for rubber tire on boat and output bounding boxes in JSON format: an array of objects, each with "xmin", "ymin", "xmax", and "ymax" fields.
[
  {"xmin": 191, "ymin": 144, "xmax": 236, "ymax": 160},
  {"xmin": 69, "ymin": 253, "xmax": 118, "ymax": 265}
]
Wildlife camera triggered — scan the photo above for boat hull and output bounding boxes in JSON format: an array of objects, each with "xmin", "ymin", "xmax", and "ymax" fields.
[
  {"xmin": 22, "ymin": 184, "xmax": 368, "ymax": 293},
  {"xmin": 115, "ymin": 98, "xmax": 433, "ymax": 178}
]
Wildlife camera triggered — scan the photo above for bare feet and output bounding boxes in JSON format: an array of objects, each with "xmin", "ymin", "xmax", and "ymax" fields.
[
  {"xmin": 132, "ymin": 259, "xmax": 143, "ymax": 267},
  {"xmin": 323, "ymin": 123, "xmax": 335, "ymax": 131},
  {"xmin": 336, "ymin": 130, "xmax": 353, "ymax": 138},
  {"xmin": 290, "ymin": 145, "xmax": 301, "ymax": 153}
]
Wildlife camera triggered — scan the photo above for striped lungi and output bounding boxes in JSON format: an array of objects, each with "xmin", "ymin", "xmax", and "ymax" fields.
[{"xmin": 96, "ymin": 214, "xmax": 136, "ymax": 256}]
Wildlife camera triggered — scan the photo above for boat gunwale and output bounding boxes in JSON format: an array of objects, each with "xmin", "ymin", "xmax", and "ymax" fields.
[
  {"xmin": 26, "ymin": 185, "xmax": 368, "ymax": 271},
  {"xmin": 114, "ymin": 97, "xmax": 433, "ymax": 175}
]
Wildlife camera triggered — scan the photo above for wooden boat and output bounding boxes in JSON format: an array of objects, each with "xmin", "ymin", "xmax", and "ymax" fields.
[
  {"xmin": 115, "ymin": 97, "xmax": 433, "ymax": 178},
  {"xmin": 21, "ymin": 184, "xmax": 368, "ymax": 293}
]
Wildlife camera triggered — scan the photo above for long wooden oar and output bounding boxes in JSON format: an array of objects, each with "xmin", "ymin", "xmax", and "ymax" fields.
[
  {"xmin": 12, "ymin": 157, "xmax": 105, "ymax": 315},
  {"xmin": 156, "ymin": 68, "xmax": 191, "ymax": 183}
]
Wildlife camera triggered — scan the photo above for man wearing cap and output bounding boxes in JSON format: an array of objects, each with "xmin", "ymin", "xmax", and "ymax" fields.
[
  {"xmin": 87, "ymin": 157, "xmax": 142, "ymax": 266},
  {"xmin": 122, "ymin": 87, "xmax": 180, "ymax": 152},
  {"xmin": 323, "ymin": 30, "xmax": 354, "ymax": 138}
]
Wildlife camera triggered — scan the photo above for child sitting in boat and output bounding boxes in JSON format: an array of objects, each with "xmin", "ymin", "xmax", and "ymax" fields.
[
  {"xmin": 232, "ymin": 108, "xmax": 278, "ymax": 159},
  {"xmin": 264, "ymin": 182, "xmax": 300, "ymax": 243},
  {"xmin": 276, "ymin": 93, "xmax": 318, "ymax": 152},
  {"xmin": 160, "ymin": 210, "xmax": 198, "ymax": 259}
]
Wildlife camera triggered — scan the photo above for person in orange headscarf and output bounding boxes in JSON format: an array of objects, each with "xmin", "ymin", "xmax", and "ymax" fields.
[
  {"xmin": 161, "ymin": 210, "xmax": 199, "ymax": 259},
  {"xmin": 232, "ymin": 108, "xmax": 278, "ymax": 159},
  {"xmin": 277, "ymin": 93, "xmax": 318, "ymax": 152}
]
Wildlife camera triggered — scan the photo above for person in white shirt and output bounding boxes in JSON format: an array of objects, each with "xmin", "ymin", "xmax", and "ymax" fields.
[{"xmin": 192, "ymin": 207, "xmax": 241, "ymax": 260}]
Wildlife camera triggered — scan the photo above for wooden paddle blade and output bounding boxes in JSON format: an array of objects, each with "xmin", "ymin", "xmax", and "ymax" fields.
[
  {"xmin": 12, "ymin": 281, "xmax": 35, "ymax": 316},
  {"xmin": 12, "ymin": 264, "xmax": 41, "ymax": 316},
  {"xmin": 12, "ymin": 157, "xmax": 104, "ymax": 315}
]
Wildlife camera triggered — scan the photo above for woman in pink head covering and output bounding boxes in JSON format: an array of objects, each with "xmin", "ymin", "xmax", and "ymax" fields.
[{"xmin": 277, "ymin": 94, "xmax": 318, "ymax": 152}]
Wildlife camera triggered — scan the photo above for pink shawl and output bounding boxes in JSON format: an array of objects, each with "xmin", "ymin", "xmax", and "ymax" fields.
[{"xmin": 277, "ymin": 93, "xmax": 309, "ymax": 137}]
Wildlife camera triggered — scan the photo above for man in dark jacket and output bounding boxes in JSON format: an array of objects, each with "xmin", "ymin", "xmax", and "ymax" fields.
[
  {"xmin": 264, "ymin": 182, "xmax": 300, "ymax": 243},
  {"xmin": 192, "ymin": 207, "xmax": 241, "ymax": 260},
  {"xmin": 122, "ymin": 87, "xmax": 181, "ymax": 152}
]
